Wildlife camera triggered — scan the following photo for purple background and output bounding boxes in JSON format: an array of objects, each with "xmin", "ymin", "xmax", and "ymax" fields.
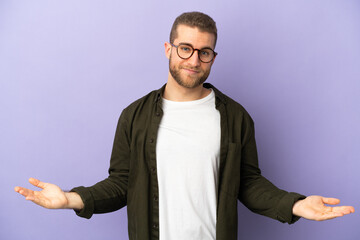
[{"xmin": 1, "ymin": 0, "xmax": 359, "ymax": 239}]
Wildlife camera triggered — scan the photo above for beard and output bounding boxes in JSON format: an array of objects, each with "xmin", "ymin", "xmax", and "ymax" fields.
[{"xmin": 169, "ymin": 53, "xmax": 211, "ymax": 89}]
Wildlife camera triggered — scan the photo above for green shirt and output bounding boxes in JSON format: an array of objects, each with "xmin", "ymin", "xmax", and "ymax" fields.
[{"xmin": 72, "ymin": 83, "xmax": 305, "ymax": 240}]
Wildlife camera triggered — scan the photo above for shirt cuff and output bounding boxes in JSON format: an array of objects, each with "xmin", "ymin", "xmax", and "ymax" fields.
[
  {"xmin": 276, "ymin": 192, "xmax": 306, "ymax": 224},
  {"xmin": 70, "ymin": 186, "xmax": 95, "ymax": 219}
]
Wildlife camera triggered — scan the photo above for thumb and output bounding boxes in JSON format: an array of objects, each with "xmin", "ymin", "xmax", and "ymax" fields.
[
  {"xmin": 29, "ymin": 178, "xmax": 47, "ymax": 189},
  {"xmin": 322, "ymin": 197, "xmax": 340, "ymax": 205}
]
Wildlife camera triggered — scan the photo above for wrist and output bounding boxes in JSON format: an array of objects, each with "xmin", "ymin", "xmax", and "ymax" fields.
[
  {"xmin": 64, "ymin": 192, "xmax": 84, "ymax": 210},
  {"xmin": 292, "ymin": 199, "xmax": 304, "ymax": 217}
]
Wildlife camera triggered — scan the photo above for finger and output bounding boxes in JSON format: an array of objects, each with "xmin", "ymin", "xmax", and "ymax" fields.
[
  {"xmin": 14, "ymin": 187, "xmax": 35, "ymax": 199},
  {"xmin": 347, "ymin": 206, "xmax": 355, "ymax": 213},
  {"xmin": 320, "ymin": 211, "xmax": 344, "ymax": 220},
  {"xmin": 313, "ymin": 210, "xmax": 344, "ymax": 221},
  {"xmin": 322, "ymin": 197, "xmax": 340, "ymax": 205},
  {"xmin": 25, "ymin": 195, "xmax": 36, "ymax": 201},
  {"xmin": 332, "ymin": 206, "xmax": 355, "ymax": 214},
  {"xmin": 29, "ymin": 178, "xmax": 46, "ymax": 189}
]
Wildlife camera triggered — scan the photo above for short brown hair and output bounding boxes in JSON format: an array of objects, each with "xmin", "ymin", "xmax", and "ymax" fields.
[{"xmin": 170, "ymin": 12, "xmax": 217, "ymax": 47}]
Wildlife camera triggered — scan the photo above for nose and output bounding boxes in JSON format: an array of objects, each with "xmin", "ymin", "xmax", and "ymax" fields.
[{"xmin": 187, "ymin": 50, "xmax": 201, "ymax": 67}]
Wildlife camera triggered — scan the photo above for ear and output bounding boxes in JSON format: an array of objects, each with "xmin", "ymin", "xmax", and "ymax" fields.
[
  {"xmin": 164, "ymin": 42, "xmax": 172, "ymax": 59},
  {"xmin": 210, "ymin": 54, "xmax": 216, "ymax": 65}
]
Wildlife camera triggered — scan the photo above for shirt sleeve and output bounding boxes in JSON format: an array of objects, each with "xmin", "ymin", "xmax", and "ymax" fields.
[
  {"xmin": 71, "ymin": 110, "xmax": 131, "ymax": 219},
  {"xmin": 238, "ymin": 113, "xmax": 306, "ymax": 224}
]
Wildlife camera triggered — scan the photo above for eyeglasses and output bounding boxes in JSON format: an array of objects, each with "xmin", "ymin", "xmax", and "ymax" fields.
[{"xmin": 170, "ymin": 43, "xmax": 217, "ymax": 63}]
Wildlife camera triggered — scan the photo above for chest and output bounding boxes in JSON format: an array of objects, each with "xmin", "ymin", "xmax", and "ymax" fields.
[{"xmin": 157, "ymin": 103, "xmax": 220, "ymax": 159}]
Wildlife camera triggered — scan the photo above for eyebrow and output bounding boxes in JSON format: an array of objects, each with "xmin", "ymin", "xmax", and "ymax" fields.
[{"xmin": 178, "ymin": 42, "xmax": 214, "ymax": 50}]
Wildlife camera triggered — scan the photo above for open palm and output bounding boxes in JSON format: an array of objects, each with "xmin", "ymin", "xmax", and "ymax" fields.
[
  {"xmin": 14, "ymin": 178, "xmax": 68, "ymax": 209},
  {"xmin": 293, "ymin": 195, "xmax": 355, "ymax": 221}
]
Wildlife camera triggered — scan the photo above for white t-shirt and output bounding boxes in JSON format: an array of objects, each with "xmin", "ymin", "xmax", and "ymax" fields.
[{"xmin": 156, "ymin": 89, "xmax": 221, "ymax": 240}]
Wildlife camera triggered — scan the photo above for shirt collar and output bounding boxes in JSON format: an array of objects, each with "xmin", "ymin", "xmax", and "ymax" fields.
[{"xmin": 154, "ymin": 83, "xmax": 227, "ymax": 105}]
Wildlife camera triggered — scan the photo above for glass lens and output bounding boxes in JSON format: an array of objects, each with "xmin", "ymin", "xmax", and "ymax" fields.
[
  {"xmin": 177, "ymin": 44, "xmax": 193, "ymax": 59},
  {"xmin": 198, "ymin": 49, "xmax": 214, "ymax": 62}
]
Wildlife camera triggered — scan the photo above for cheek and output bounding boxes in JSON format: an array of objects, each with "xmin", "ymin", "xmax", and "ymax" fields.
[
  {"xmin": 170, "ymin": 58, "xmax": 185, "ymax": 69},
  {"xmin": 201, "ymin": 65, "xmax": 211, "ymax": 73}
]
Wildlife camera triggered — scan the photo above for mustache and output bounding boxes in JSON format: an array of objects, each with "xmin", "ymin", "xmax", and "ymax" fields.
[{"xmin": 180, "ymin": 65, "xmax": 200, "ymax": 71}]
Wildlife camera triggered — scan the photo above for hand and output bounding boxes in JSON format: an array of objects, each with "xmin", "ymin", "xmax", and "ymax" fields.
[
  {"xmin": 292, "ymin": 195, "xmax": 355, "ymax": 221},
  {"xmin": 14, "ymin": 178, "xmax": 69, "ymax": 209}
]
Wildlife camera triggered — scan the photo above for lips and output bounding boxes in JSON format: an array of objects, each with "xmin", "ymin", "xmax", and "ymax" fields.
[{"xmin": 182, "ymin": 67, "xmax": 200, "ymax": 74}]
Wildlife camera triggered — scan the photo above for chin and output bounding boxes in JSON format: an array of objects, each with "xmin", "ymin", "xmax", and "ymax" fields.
[{"xmin": 181, "ymin": 81, "xmax": 204, "ymax": 89}]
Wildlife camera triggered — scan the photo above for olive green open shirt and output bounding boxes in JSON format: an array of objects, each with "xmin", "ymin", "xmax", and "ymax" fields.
[{"xmin": 72, "ymin": 83, "xmax": 305, "ymax": 240}]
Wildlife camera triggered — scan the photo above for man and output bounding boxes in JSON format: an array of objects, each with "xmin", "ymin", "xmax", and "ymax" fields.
[{"xmin": 15, "ymin": 12, "xmax": 354, "ymax": 240}]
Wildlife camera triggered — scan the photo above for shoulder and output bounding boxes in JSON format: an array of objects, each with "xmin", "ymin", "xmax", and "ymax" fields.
[
  {"xmin": 119, "ymin": 86, "xmax": 163, "ymax": 121},
  {"xmin": 206, "ymin": 83, "xmax": 254, "ymax": 124},
  {"xmin": 125, "ymin": 90, "xmax": 157, "ymax": 111}
]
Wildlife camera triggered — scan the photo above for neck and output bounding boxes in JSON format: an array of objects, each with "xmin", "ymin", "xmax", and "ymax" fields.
[{"xmin": 163, "ymin": 74, "xmax": 211, "ymax": 101}]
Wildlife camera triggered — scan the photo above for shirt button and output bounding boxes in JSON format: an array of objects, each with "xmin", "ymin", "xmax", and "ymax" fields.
[
  {"xmin": 153, "ymin": 224, "xmax": 158, "ymax": 229},
  {"xmin": 149, "ymin": 138, "xmax": 154, "ymax": 143},
  {"xmin": 153, "ymin": 194, "xmax": 158, "ymax": 201},
  {"xmin": 156, "ymin": 112, "xmax": 160, "ymax": 116},
  {"xmin": 151, "ymin": 167, "xmax": 156, "ymax": 173}
]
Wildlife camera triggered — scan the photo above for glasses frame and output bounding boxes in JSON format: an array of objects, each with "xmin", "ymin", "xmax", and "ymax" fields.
[{"xmin": 170, "ymin": 43, "xmax": 217, "ymax": 63}]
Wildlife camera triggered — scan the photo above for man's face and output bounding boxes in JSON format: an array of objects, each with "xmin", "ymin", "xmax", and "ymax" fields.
[{"xmin": 165, "ymin": 25, "xmax": 216, "ymax": 89}]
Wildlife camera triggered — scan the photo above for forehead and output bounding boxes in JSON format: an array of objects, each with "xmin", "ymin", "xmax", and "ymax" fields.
[{"xmin": 174, "ymin": 24, "xmax": 216, "ymax": 49}]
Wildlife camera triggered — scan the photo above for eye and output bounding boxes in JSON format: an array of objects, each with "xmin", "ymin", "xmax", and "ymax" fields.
[
  {"xmin": 180, "ymin": 46, "xmax": 192, "ymax": 52},
  {"xmin": 200, "ymin": 50, "xmax": 210, "ymax": 56}
]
